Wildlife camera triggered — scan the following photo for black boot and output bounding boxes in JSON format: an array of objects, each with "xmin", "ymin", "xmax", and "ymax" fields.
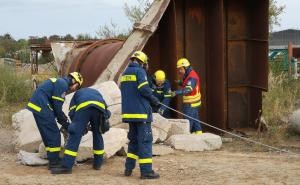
[
  {"xmin": 48, "ymin": 159, "xmax": 61, "ymax": 170},
  {"xmin": 140, "ymin": 170, "xmax": 160, "ymax": 179},
  {"xmin": 93, "ymin": 164, "xmax": 101, "ymax": 170},
  {"xmin": 51, "ymin": 167, "xmax": 72, "ymax": 174},
  {"xmin": 124, "ymin": 169, "xmax": 133, "ymax": 176}
]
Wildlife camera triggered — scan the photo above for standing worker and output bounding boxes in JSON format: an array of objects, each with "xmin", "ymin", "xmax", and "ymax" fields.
[
  {"xmin": 171, "ymin": 58, "xmax": 203, "ymax": 134},
  {"xmin": 150, "ymin": 70, "xmax": 172, "ymax": 118},
  {"xmin": 27, "ymin": 72, "xmax": 83, "ymax": 169},
  {"xmin": 51, "ymin": 87, "xmax": 111, "ymax": 174},
  {"xmin": 121, "ymin": 51, "xmax": 160, "ymax": 179}
]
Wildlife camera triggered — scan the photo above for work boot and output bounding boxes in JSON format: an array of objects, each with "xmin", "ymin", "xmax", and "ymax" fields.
[
  {"xmin": 48, "ymin": 159, "xmax": 61, "ymax": 170},
  {"xmin": 51, "ymin": 167, "xmax": 72, "ymax": 174},
  {"xmin": 140, "ymin": 170, "xmax": 160, "ymax": 179},
  {"xmin": 93, "ymin": 164, "xmax": 101, "ymax": 170},
  {"xmin": 124, "ymin": 169, "xmax": 132, "ymax": 176}
]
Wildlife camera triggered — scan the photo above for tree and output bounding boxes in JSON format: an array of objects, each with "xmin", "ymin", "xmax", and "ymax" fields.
[
  {"xmin": 96, "ymin": 21, "xmax": 130, "ymax": 40},
  {"xmin": 64, "ymin": 34, "xmax": 74, "ymax": 41},
  {"xmin": 124, "ymin": 0, "xmax": 153, "ymax": 24},
  {"xmin": 76, "ymin": 33, "xmax": 93, "ymax": 41},
  {"xmin": 269, "ymin": 0, "xmax": 285, "ymax": 32}
]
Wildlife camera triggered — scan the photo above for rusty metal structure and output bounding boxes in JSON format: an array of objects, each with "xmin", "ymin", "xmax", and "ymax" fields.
[{"xmin": 56, "ymin": 0, "xmax": 269, "ymax": 131}]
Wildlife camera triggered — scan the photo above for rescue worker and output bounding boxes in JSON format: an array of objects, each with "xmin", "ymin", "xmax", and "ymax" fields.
[
  {"xmin": 26, "ymin": 72, "xmax": 83, "ymax": 169},
  {"xmin": 150, "ymin": 70, "xmax": 172, "ymax": 118},
  {"xmin": 51, "ymin": 87, "xmax": 111, "ymax": 174},
  {"xmin": 121, "ymin": 51, "xmax": 160, "ymax": 179},
  {"xmin": 171, "ymin": 58, "xmax": 203, "ymax": 134}
]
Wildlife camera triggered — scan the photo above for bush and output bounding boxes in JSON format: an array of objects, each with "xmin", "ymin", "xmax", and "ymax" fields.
[
  {"xmin": 262, "ymin": 70, "xmax": 300, "ymax": 140},
  {"xmin": 0, "ymin": 65, "xmax": 33, "ymax": 107}
]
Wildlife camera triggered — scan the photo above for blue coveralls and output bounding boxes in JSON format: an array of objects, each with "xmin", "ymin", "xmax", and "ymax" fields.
[
  {"xmin": 176, "ymin": 67, "xmax": 202, "ymax": 133},
  {"xmin": 27, "ymin": 77, "xmax": 70, "ymax": 162},
  {"xmin": 61, "ymin": 88, "xmax": 111, "ymax": 169},
  {"xmin": 149, "ymin": 77, "xmax": 172, "ymax": 118},
  {"xmin": 121, "ymin": 62, "xmax": 158, "ymax": 175}
]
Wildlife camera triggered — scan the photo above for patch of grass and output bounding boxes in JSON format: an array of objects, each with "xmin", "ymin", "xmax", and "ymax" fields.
[
  {"xmin": 262, "ymin": 70, "xmax": 300, "ymax": 142},
  {"xmin": 0, "ymin": 65, "xmax": 33, "ymax": 128}
]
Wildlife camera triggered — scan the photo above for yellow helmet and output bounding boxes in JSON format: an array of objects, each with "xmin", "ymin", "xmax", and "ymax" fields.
[
  {"xmin": 130, "ymin": 51, "xmax": 148, "ymax": 64},
  {"xmin": 69, "ymin": 72, "xmax": 83, "ymax": 87},
  {"xmin": 154, "ymin": 70, "xmax": 166, "ymax": 82},
  {"xmin": 177, "ymin": 58, "xmax": 190, "ymax": 68}
]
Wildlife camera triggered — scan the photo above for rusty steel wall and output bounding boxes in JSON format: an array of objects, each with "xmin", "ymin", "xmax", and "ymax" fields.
[{"xmin": 143, "ymin": 0, "xmax": 268, "ymax": 130}]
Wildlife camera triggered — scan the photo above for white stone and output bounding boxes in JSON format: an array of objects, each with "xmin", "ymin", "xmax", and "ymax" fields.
[
  {"xmin": 152, "ymin": 113, "xmax": 172, "ymax": 143},
  {"xmin": 166, "ymin": 133, "xmax": 222, "ymax": 152},
  {"xmin": 18, "ymin": 150, "xmax": 48, "ymax": 166},
  {"xmin": 12, "ymin": 109, "xmax": 42, "ymax": 152},
  {"xmin": 103, "ymin": 128, "xmax": 128, "ymax": 159},
  {"xmin": 167, "ymin": 119, "xmax": 190, "ymax": 138},
  {"xmin": 152, "ymin": 144, "xmax": 174, "ymax": 156},
  {"xmin": 288, "ymin": 109, "xmax": 300, "ymax": 134}
]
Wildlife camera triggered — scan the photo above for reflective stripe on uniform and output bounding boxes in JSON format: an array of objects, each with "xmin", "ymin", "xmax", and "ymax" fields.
[
  {"xmin": 195, "ymin": 131, "xmax": 203, "ymax": 135},
  {"xmin": 183, "ymin": 93, "xmax": 201, "ymax": 103},
  {"xmin": 64, "ymin": 149, "xmax": 77, "ymax": 157},
  {"xmin": 138, "ymin": 81, "xmax": 148, "ymax": 89},
  {"xmin": 122, "ymin": 114, "xmax": 148, "ymax": 119},
  {"xmin": 156, "ymin": 90, "xmax": 163, "ymax": 94},
  {"xmin": 191, "ymin": 101, "xmax": 201, "ymax": 107},
  {"xmin": 52, "ymin": 96, "xmax": 65, "ymax": 102},
  {"xmin": 127, "ymin": 153, "xmax": 138, "ymax": 160},
  {"xmin": 27, "ymin": 102, "xmax": 41, "ymax": 112},
  {"xmin": 93, "ymin": 150, "xmax": 105, "ymax": 155},
  {"xmin": 186, "ymin": 86, "xmax": 193, "ymax": 91},
  {"xmin": 164, "ymin": 94, "xmax": 172, "ymax": 98},
  {"xmin": 138, "ymin": 158, "xmax": 152, "ymax": 164},
  {"xmin": 121, "ymin": 75, "xmax": 137, "ymax": 82},
  {"xmin": 45, "ymin": 147, "xmax": 61, "ymax": 152},
  {"xmin": 49, "ymin": 78, "xmax": 57, "ymax": 83},
  {"xmin": 69, "ymin": 105, "xmax": 76, "ymax": 111},
  {"xmin": 75, "ymin": 101, "xmax": 106, "ymax": 111}
]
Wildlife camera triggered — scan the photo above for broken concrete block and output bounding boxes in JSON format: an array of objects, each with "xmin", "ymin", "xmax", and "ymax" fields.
[
  {"xmin": 103, "ymin": 128, "xmax": 128, "ymax": 159},
  {"xmin": 152, "ymin": 113, "xmax": 172, "ymax": 143},
  {"xmin": 167, "ymin": 119, "xmax": 190, "ymax": 138},
  {"xmin": 153, "ymin": 144, "xmax": 174, "ymax": 156},
  {"xmin": 288, "ymin": 109, "xmax": 300, "ymax": 135},
  {"xmin": 18, "ymin": 150, "xmax": 48, "ymax": 166},
  {"xmin": 12, "ymin": 109, "xmax": 41, "ymax": 152},
  {"xmin": 152, "ymin": 127, "xmax": 159, "ymax": 144},
  {"xmin": 166, "ymin": 133, "xmax": 222, "ymax": 152}
]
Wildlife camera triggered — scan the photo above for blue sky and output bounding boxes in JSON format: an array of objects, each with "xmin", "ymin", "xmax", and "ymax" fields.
[
  {"xmin": 0, "ymin": 0, "xmax": 297, "ymax": 39},
  {"xmin": 0, "ymin": 0, "xmax": 137, "ymax": 39}
]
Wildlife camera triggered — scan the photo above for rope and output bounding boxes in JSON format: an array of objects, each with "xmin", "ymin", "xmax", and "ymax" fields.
[{"xmin": 159, "ymin": 102, "xmax": 299, "ymax": 156}]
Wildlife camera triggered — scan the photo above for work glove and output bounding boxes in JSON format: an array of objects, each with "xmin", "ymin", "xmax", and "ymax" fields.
[
  {"xmin": 158, "ymin": 108, "xmax": 164, "ymax": 116},
  {"xmin": 170, "ymin": 91, "xmax": 177, "ymax": 98},
  {"xmin": 83, "ymin": 123, "xmax": 91, "ymax": 136}
]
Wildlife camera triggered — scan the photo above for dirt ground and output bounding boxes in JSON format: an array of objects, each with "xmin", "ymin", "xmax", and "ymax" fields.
[{"xmin": 0, "ymin": 128, "xmax": 299, "ymax": 185}]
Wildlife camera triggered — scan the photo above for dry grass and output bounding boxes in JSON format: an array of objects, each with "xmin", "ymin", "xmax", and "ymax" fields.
[{"xmin": 262, "ymin": 70, "xmax": 300, "ymax": 143}]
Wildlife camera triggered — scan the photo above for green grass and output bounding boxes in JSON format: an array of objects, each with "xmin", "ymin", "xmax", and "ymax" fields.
[{"xmin": 0, "ymin": 65, "xmax": 33, "ymax": 128}]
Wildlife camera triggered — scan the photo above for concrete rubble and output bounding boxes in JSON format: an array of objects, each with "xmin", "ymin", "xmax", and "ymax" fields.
[
  {"xmin": 166, "ymin": 133, "xmax": 222, "ymax": 152},
  {"xmin": 288, "ymin": 109, "xmax": 300, "ymax": 135},
  {"xmin": 13, "ymin": 80, "xmax": 223, "ymax": 164},
  {"xmin": 18, "ymin": 150, "xmax": 48, "ymax": 166}
]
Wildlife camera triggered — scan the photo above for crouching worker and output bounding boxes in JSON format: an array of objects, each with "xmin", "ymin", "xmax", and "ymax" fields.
[
  {"xmin": 26, "ymin": 72, "xmax": 83, "ymax": 169},
  {"xmin": 51, "ymin": 87, "xmax": 111, "ymax": 174}
]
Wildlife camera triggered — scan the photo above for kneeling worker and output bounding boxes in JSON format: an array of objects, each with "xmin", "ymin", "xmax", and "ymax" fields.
[
  {"xmin": 27, "ymin": 72, "xmax": 83, "ymax": 169},
  {"xmin": 51, "ymin": 87, "xmax": 111, "ymax": 174},
  {"xmin": 150, "ymin": 70, "xmax": 172, "ymax": 118}
]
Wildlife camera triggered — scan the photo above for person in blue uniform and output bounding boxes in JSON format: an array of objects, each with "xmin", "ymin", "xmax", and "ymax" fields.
[
  {"xmin": 26, "ymin": 72, "xmax": 83, "ymax": 169},
  {"xmin": 149, "ymin": 70, "xmax": 172, "ymax": 118},
  {"xmin": 51, "ymin": 87, "xmax": 111, "ymax": 174},
  {"xmin": 121, "ymin": 51, "xmax": 160, "ymax": 179}
]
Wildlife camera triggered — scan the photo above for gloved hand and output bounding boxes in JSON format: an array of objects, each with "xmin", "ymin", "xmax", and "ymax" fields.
[
  {"xmin": 83, "ymin": 123, "xmax": 91, "ymax": 136},
  {"xmin": 158, "ymin": 108, "xmax": 164, "ymax": 116},
  {"xmin": 170, "ymin": 91, "xmax": 177, "ymax": 97},
  {"xmin": 100, "ymin": 119, "xmax": 110, "ymax": 134}
]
